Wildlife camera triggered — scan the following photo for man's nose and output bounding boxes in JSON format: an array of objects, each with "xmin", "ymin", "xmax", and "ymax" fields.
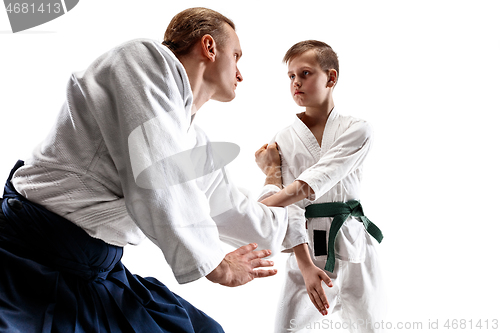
[{"xmin": 236, "ymin": 68, "xmax": 243, "ymax": 82}]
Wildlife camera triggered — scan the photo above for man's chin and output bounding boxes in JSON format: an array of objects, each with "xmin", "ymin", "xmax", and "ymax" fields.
[{"xmin": 212, "ymin": 93, "xmax": 236, "ymax": 103}]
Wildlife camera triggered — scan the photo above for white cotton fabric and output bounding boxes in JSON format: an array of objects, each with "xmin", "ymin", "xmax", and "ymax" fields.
[
  {"xmin": 271, "ymin": 109, "xmax": 385, "ymax": 332},
  {"xmin": 12, "ymin": 39, "xmax": 287, "ymax": 284}
]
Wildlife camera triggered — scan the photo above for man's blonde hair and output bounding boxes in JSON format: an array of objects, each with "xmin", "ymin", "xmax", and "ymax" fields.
[{"xmin": 163, "ymin": 7, "xmax": 235, "ymax": 57}]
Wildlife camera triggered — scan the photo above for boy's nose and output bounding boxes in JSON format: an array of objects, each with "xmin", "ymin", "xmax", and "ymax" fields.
[{"xmin": 236, "ymin": 68, "xmax": 243, "ymax": 82}]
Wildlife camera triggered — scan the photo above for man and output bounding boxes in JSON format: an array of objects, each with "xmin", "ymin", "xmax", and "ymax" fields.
[{"xmin": 0, "ymin": 7, "xmax": 284, "ymax": 332}]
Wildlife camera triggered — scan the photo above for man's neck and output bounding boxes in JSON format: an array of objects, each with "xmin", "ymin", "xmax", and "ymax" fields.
[{"xmin": 178, "ymin": 55, "xmax": 213, "ymax": 115}]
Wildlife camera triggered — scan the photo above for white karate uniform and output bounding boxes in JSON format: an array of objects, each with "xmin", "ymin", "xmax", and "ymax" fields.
[
  {"xmin": 11, "ymin": 39, "xmax": 287, "ymax": 284},
  {"xmin": 272, "ymin": 110, "xmax": 385, "ymax": 333}
]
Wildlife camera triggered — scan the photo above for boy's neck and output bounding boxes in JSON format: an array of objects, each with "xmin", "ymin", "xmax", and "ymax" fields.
[{"xmin": 302, "ymin": 99, "xmax": 335, "ymax": 127}]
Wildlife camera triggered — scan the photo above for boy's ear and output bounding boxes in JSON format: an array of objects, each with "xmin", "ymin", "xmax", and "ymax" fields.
[
  {"xmin": 327, "ymin": 69, "xmax": 338, "ymax": 87},
  {"xmin": 201, "ymin": 34, "xmax": 217, "ymax": 62}
]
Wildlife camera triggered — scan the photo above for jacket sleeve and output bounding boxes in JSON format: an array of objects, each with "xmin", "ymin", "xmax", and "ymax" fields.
[
  {"xmin": 296, "ymin": 120, "xmax": 372, "ymax": 201},
  {"xmin": 202, "ymin": 164, "xmax": 288, "ymax": 257},
  {"xmin": 72, "ymin": 39, "xmax": 225, "ymax": 284},
  {"xmin": 265, "ymin": 133, "xmax": 308, "ymax": 253},
  {"xmin": 281, "ymin": 203, "xmax": 307, "ymax": 252}
]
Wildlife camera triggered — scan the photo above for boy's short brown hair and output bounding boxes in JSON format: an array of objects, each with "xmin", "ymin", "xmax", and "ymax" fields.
[
  {"xmin": 283, "ymin": 40, "xmax": 339, "ymax": 77},
  {"xmin": 163, "ymin": 7, "xmax": 235, "ymax": 57}
]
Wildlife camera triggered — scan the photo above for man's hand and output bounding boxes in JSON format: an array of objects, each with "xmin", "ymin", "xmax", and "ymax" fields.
[{"xmin": 206, "ymin": 243, "xmax": 277, "ymax": 287}]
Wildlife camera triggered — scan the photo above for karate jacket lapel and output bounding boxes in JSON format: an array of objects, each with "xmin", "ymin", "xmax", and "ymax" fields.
[{"xmin": 292, "ymin": 109, "xmax": 340, "ymax": 162}]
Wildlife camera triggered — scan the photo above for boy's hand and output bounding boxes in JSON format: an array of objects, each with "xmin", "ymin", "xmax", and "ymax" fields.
[
  {"xmin": 302, "ymin": 265, "xmax": 333, "ymax": 316},
  {"xmin": 255, "ymin": 142, "xmax": 281, "ymax": 174}
]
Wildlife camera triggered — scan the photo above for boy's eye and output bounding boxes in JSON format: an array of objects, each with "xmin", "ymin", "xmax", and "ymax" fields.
[
  {"xmin": 289, "ymin": 74, "xmax": 296, "ymax": 80},
  {"xmin": 303, "ymin": 71, "xmax": 309, "ymax": 76}
]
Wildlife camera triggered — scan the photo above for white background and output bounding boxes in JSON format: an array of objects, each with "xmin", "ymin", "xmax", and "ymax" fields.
[{"xmin": 1, "ymin": 1, "xmax": 500, "ymax": 332}]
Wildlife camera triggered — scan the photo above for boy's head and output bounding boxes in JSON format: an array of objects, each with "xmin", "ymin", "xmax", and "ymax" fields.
[
  {"xmin": 284, "ymin": 40, "xmax": 339, "ymax": 109},
  {"xmin": 283, "ymin": 40, "xmax": 339, "ymax": 79}
]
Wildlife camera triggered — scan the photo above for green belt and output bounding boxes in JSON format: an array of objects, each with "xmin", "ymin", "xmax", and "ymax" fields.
[{"xmin": 305, "ymin": 200, "xmax": 383, "ymax": 273}]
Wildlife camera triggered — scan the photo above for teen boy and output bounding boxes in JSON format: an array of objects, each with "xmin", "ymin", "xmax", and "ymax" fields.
[{"xmin": 259, "ymin": 40, "xmax": 385, "ymax": 333}]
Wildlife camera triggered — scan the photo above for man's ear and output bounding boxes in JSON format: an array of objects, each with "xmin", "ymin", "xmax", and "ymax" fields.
[
  {"xmin": 201, "ymin": 34, "xmax": 216, "ymax": 62},
  {"xmin": 327, "ymin": 69, "xmax": 338, "ymax": 87}
]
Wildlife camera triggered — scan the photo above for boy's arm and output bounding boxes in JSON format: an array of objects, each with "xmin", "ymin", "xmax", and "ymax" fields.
[
  {"xmin": 256, "ymin": 144, "xmax": 330, "ymax": 314},
  {"xmin": 260, "ymin": 120, "xmax": 372, "ymax": 207},
  {"xmin": 293, "ymin": 243, "xmax": 333, "ymax": 316},
  {"xmin": 259, "ymin": 180, "xmax": 314, "ymax": 207}
]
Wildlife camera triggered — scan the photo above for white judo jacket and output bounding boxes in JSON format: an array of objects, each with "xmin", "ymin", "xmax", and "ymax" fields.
[
  {"xmin": 273, "ymin": 110, "xmax": 372, "ymax": 263},
  {"xmin": 12, "ymin": 39, "xmax": 287, "ymax": 284}
]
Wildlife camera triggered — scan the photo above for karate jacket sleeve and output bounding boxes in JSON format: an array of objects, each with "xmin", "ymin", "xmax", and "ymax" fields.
[
  {"xmin": 296, "ymin": 120, "xmax": 373, "ymax": 201},
  {"xmin": 72, "ymin": 40, "xmax": 227, "ymax": 284},
  {"xmin": 206, "ymin": 173, "xmax": 288, "ymax": 257},
  {"xmin": 266, "ymin": 135, "xmax": 308, "ymax": 252}
]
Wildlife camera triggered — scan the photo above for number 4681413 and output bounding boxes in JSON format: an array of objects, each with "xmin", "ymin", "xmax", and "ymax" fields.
[
  {"xmin": 5, "ymin": 3, "xmax": 62, "ymax": 14},
  {"xmin": 444, "ymin": 319, "xmax": 498, "ymax": 330}
]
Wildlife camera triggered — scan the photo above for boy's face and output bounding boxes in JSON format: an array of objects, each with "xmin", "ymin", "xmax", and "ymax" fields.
[{"xmin": 287, "ymin": 50, "xmax": 334, "ymax": 109}]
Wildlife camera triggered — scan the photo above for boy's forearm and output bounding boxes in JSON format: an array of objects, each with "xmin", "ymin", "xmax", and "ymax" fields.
[
  {"xmin": 293, "ymin": 243, "xmax": 314, "ymax": 272},
  {"xmin": 260, "ymin": 180, "xmax": 313, "ymax": 207},
  {"xmin": 263, "ymin": 165, "xmax": 282, "ymax": 188}
]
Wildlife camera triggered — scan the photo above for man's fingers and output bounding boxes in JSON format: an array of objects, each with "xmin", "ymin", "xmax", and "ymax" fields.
[
  {"xmin": 216, "ymin": 244, "xmax": 277, "ymax": 287},
  {"xmin": 230, "ymin": 244, "xmax": 273, "ymax": 263},
  {"xmin": 250, "ymin": 258, "xmax": 274, "ymax": 269},
  {"xmin": 245, "ymin": 248, "xmax": 272, "ymax": 261},
  {"xmin": 252, "ymin": 268, "xmax": 278, "ymax": 278},
  {"xmin": 232, "ymin": 243, "xmax": 258, "ymax": 255}
]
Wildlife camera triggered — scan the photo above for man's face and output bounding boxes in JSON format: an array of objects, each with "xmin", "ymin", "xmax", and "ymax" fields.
[{"xmin": 209, "ymin": 24, "xmax": 243, "ymax": 102}]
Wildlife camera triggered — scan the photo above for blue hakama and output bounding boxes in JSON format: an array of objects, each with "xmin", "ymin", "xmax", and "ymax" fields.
[{"xmin": 0, "ymin": 161, "xmax": 224, "ymax": 333}]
